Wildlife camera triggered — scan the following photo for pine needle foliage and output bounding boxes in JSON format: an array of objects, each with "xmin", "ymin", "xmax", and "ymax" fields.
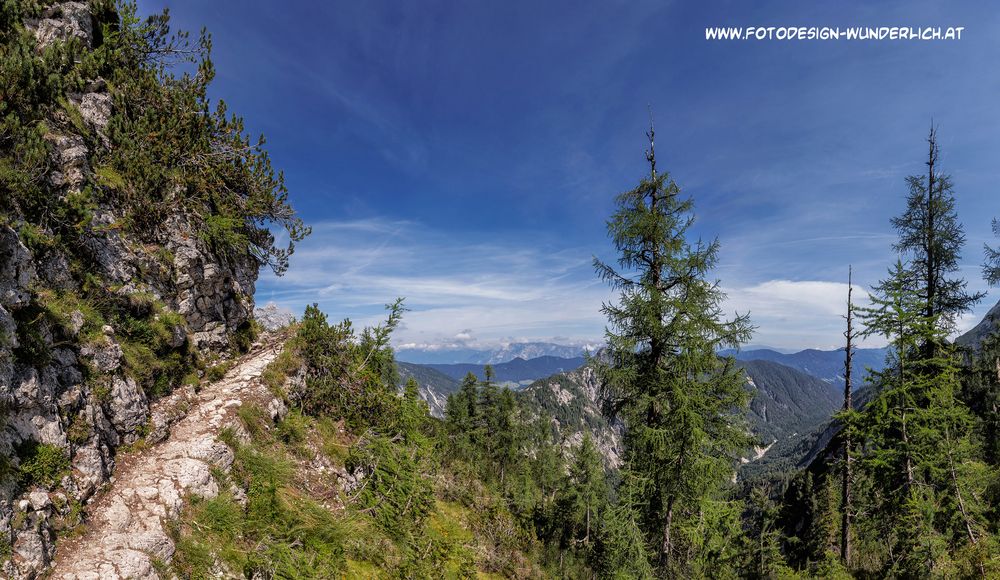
[{"xmin": 593, "ymin": 125, "xmax": 753, "ymax": 575}]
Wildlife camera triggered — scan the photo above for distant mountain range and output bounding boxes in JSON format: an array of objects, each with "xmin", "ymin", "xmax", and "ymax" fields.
[
  {"xmin": 395, "ymin": 341, "xmax": 594, "ymax": 365},
  {"xmin": 425, "ymin": 356, "xmax": 586, "ymax": 384},
  {"xmin": 722, "ymin": 346, "xmax": 888, "ymax": 386},
  {"xmin": 396, "ymin": 355, "xmax": 587, "ymax": 417}
]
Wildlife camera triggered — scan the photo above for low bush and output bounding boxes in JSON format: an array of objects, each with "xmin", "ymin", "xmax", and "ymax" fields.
[{"xmin": 16, "ymin": 441, "xmax": 70, "ymax": 488}]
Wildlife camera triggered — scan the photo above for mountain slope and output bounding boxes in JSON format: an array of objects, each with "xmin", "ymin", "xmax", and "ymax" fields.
[
  {"xmin": 51, "ymin": 336, "xmax": 287, "ymax": 577},
  {"xmin": 736, "ymin": 360, "xmax": 843, "ymax": 483},
  {"xmin": 956, "ymin": 298, "xmax": 1000, "ymax": 349},
  {"xmin": 725, "ymin": 347, "xmax": 887, "ymax": 385},
  {"xmin": 740, "ymin": 360, "xmax": 842, "ymax": 444},
  {"xmin": 517, "ymin": 365, "xmax": 623, "ymax": 467},
  {"xmin": 396, "ymin": 361, "xmax": 460, "ymax": 417},
  {"xmin": 425, "ymin": 356, "xmax": 586, "ymax": 384},
  {"xmin": 512, "ymin": 358, "xmax": 843, "ymax": 477},
  {"xmin": 0, "ymin": 3, "xmax": 306, "ymax": 575}
]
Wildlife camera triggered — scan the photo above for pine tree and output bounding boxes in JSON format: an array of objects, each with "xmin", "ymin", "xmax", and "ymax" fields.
[
  {"xmin": 741, "ymin": 485, "xmax": 791, "ymax": 579},
  {"xmin": 445, "ymin": 372, "xmax": 480, "ymax": 461},
  {"xmin": 399, "ymin": 377, "xmax": 429, "ymax": 440},
  {"xmin": 593, "ymin": 123, "xmax": 753, "ymax": 573},
  {"xmin": 596, "ymin": 474, "xmax": 656, "ymax": 579}
]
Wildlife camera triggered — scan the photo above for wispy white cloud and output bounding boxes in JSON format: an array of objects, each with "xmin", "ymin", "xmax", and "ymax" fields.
[
  {"xmin": 258, "ymin": 218, "xmax": 997, "ymax": 353},
  {"xmin": 256, "ymin": 218, "xmax": 613, "ymax": 348},
  {"xmin": 723, "ymin": 279, "xmax": 877, "ymax": 351}
]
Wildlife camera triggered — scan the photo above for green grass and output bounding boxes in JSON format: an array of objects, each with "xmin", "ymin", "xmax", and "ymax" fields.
[
  {"xmin": 205, "ymin": 361, "xmax": 232, "ymax": 382},
  {"xmin": 172, "ymin": 410, "xmax": 353, "ymax": 578},
  {"xmin": 261, "ymin": 339, "xmax": 303, "ymax": 398}
]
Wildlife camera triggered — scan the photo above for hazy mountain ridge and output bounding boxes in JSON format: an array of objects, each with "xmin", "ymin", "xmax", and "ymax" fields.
[
  {"xmin": 395, "ymin": 341, "xmax": 592, "ymax": 365},
  {"xmin": 724, "ymin": 346, "xmax": 888, "ymax": 385},
  {"xmin": 397, "ymin": 355, "xmax": 588, "ymax": 418},
  {"xmin": 425, "ymin": 355, "xmax": 586, "ymax": 384}
]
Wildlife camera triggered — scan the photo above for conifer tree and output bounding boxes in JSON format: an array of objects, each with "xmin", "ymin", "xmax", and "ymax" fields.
[
  {"xmin": 964, "ymin": 331, "xmax": 1000, "ymax": 464},
  {"xmin": 593, "ymin": 123, "xmax": 753, "ymax": 573},
  {"xmin": 983, "ymin": 218, "xmax": 1000, "ymax": 286},
  {"xmin": 445, "ymin": 372, "xmax": 480, "ymax": 460},
  {"xmin": 839, "ymin": 267, "xmax": 857, "ymax": 566},
  {"xmin": 597, "ymin": 475, "xmax": 656, "ymax": 579},
  {"xmin": 891, "ymin": 127, "xmax": 983, "ymax": 340},
  {"xmin": 859, "ymin": 261, "xmax": 993, "ymax": 575},
  {"xmin": 741, "ymin": 485, "xmax": 790, "ymax": 579},
  {"xmin": 558, "ymin": 434, "xmax": 608, "ymax": 547}
]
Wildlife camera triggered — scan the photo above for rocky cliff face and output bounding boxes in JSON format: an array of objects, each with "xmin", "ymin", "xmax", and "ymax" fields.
[
  {"xmin": 0, "ymin": 4, "xmax": 261, "ymax": 576},
  {"xmin": 518, "ymin": 365, "xmax": 624, "ymax": 468}
]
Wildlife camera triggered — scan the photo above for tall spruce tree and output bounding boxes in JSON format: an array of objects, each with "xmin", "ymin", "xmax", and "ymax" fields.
[
  {"xmin": 891, "ymin": 126, "xmax": 983, "ymax": 339},
  {"xmin": 593, "ymin": 123, "xmax": 753, "ymax": 573},
  {"xmin": 445, "ymin": 372, "xmax": 480, "ymax": 461},
  {"xmin": 558, "ymin": 434, "xmax": 608, "ymax": 547}
]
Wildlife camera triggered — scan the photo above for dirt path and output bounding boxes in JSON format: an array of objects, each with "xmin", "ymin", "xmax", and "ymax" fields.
[{"xmin": 50, "ymin": 336, "xmax": 287, "ymax": 579}]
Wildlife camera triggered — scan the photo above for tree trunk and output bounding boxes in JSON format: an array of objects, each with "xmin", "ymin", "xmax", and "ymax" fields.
[
  {"xmin": 924, "ymin": 126, "xmax": 937, "ymax": 359},
  {"xmin": 902, "ymin": 411, "xmax": 915, "ymax": 487},
  {"xmin": 662, "ymin": 495, "xmax": 675, "ymax": 564},
  {"xmin": 841, "ymin": 267, "xmax": 854, "ymax": 565}
]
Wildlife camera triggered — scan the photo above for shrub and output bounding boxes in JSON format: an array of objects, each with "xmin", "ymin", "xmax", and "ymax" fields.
[
  {"xmin": 345, "ymin": 435, "xmax": 435, "ymax": 539},
  {"xmin": 16, "ymin": 441, "xmax": 70, "ymax": 488},
  {"xmin": 236, "ymin": 404, "xmax": 269, "ymax": 442},
  {"xmin": 12, "ymin": 305, "xmax": 52, "ymax": 368},
  {"xmin": 261, "ymin": 342, "xmax": 303, "ymax": 398},
  {"xmin": 67, "ymin": 414, "xmax": 92, "ymax": 445}
]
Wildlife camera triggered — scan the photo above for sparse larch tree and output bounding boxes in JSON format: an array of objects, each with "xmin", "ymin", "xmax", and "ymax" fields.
[
  {"xmin": 594, "ymin": 123, "xmax": 753, "ymax": 575},
  {"xmin": 891, "ymin": 126, "xmax": 983, "ymax": 341}
]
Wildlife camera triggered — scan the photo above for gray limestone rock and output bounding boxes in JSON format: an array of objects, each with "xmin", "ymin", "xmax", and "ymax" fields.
[
  {"xmin": 0, "ymin": 226, "xmax": 36, "ymax": 308},
  {"xmin": 25, "ymin": 2, "xmax": 93, "ymax": 50}
]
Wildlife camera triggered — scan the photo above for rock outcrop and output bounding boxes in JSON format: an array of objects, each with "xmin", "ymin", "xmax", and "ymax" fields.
[
  {"xmin": 0, "ymin": 4, "xmax": 265, "ymax": 576},
  {"xmin": 50, "ymin": 338, "xmax": 285, "ymax": 579}
]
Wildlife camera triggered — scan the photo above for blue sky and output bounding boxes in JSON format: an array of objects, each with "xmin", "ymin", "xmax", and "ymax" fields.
[{"xmin": 142, "ymin": 0, "xmax": 1000, "ymax": 351}]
